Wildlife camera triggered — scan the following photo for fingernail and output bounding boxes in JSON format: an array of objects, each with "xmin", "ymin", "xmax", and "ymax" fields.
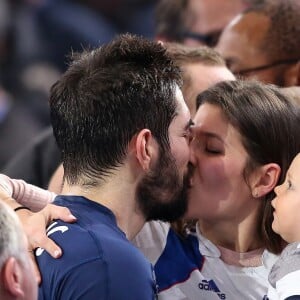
[
  {"xmin": 54, "ymin": 250, "xmax": 62, "ymax": 258},
  {"xmin": 69, "ymin": 214, "xmax": 77, "ymax": 220}
]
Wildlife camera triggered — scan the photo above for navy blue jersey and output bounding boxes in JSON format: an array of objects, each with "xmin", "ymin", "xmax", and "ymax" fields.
[{"xmin": 36, "ymin": 195, "xmax": 157, "ymax": 300}]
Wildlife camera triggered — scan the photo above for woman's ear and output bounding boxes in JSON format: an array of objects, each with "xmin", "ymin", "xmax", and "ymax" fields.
[
  {"xmin": 134, "ymin": 129, "xmax": 158, "ymax": 171},
  {"xmin": 251, "ymin": 163, "xmax": 281, "ymax": 198}
]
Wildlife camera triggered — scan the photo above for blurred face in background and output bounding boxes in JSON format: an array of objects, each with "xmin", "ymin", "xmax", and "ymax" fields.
[
  {"xmin": 216, "ymin": 12, "xmax": 298, "ymax": 86},
  {"xmin": 183, "ymin": 0, "xmax": 248, "ymax": 47},
  {"xmin": 182, "ymin": 63, "xmax": 235, "ymax": 116}
]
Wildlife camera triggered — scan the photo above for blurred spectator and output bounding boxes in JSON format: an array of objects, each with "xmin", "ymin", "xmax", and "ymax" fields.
[
  {"xmin": 216, "ymin": 0, "xmax": 300, "ymax": 86},
  {"xmin": 0, "ymin": 87, "xmax": 43, "ymax": 169},
  {"xmin": 13, "ymin": 0, "xmax": 158, "ymax": 72},
  {"xmin": 166, "ymin": 43, "xmax": 234, "ymax": 116},
  {"xmin": 155, "ymin": 0, "xmax": 264, "ymax": 47},
  {"xmin": 3, "ymin": 0, "xmax": 157, "ymax": 129},
  {"xmin": 2, "ymin": 127, "xmax": 60, "ymax": 188},
  {"xmin": 0, "ymin": 0, "xmax": 13, "ymax": 90},
  {"xmin": 0, "ymin": 0, "xmax": 158, "ymax": 170},
  {"xmin": 0, "ymin": 0, "xmax": 44, "ymax": 169}
]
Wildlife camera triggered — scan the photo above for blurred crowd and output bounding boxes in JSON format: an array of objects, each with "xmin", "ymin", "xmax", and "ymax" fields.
[
  {"xmin": 0, "ymin": 1, "xmax": 300, "ymax": 300},
  {"xmin": 1, "ymin": 0, "xmax": 300, "ymax": 172},
  {"xmin": 0, "ymin": 0, "xmax": 158, "ymax": 168}
]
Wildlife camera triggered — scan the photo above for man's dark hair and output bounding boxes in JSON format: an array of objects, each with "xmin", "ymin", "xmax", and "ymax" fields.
[
  {"xmin": 246, "ymin": 0, "xmax": 300, "ymax": 61},
  {"xmin": 49, "ymin": 34, "xmax": 182, "ymax": 185}
]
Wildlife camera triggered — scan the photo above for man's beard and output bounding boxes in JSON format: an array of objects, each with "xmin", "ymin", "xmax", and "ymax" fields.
[{"xmin": 136, "ymin": 147, "xmax": 190, "ymax": 222}]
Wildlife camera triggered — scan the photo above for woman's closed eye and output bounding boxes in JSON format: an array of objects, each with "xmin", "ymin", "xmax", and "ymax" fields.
[
  {"xmin": 205, "ymin": 140, "xmax": 224, "ymax": 154},
  {"xmin": 205, "ymin": 147, "xmax": 222, "ymax": 154}
]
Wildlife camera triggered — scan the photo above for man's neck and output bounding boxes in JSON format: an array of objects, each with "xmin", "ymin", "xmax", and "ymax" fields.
[{"xmin": 61, "ymin": 176, "xmax": 146, "ymax": 240}]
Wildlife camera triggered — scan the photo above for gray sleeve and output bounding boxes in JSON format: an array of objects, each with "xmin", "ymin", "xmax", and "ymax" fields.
[{"xmin": 269, "ymin": 242, "xmax": 300, "ymax": 288}]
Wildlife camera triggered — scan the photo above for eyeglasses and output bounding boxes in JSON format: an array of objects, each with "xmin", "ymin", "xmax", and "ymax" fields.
[
  {"xmin": 181, "ymin": 30, "xmax": 222, "ymax": 47},
  {"xmin": 232, "ymin": 58, "xmax": 299, "ymax": 76}
]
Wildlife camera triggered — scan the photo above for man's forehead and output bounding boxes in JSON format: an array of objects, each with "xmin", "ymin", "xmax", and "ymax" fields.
[
  {"xmin": 217, "ymin": 13, "xmax": 271, "ymax": 68},
  {"xmin": 225, "ymin": 12, "xmax": 270, "ymax": 46},
  {"xmin": 188, "ymin": 64, "xmax": 235, "ymax": 83}
]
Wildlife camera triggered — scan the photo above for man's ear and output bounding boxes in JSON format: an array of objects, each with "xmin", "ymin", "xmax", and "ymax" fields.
[
  {"xmin": 284, "ymin": 62, "xmax": 300, "ymax": 86},
  {"xmin": 2, "ymin": 257, "xmax": 24, "ymax": 297},
  {"xmin": 250, "ymin": 163, "xmax": 281, "ymax": 198},
  {"xmin": 134, "ymin": 129, "xmax": 158, "ymax": 171}
]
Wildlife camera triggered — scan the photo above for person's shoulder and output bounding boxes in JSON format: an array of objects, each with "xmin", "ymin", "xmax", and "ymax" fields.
[
  {"xmin": 36, "ymin": 219, "xmax": 103, "ymax": 266},
  {"xmin": 36, "ymin": 202, "xmax": 145, "ymax": 272},
  {"xmin": 36, "ymin": 219, "xmax": 110, "ymax": 299},
  {"xmin": 37, "ymin": 219, "xmax": 156, "ymax": 300},
  {"xmin": 268, "ymin": 243, "xmax": 300, "ymax": 299}
]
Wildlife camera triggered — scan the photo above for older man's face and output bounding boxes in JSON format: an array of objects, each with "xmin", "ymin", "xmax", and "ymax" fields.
[
  {"xmin": 216, "ymin": 12, "xmax": 293, "ymax": 86},
  {"xmin": 183, "ymin": 0, "xmax": 248, "ymax": 47}
]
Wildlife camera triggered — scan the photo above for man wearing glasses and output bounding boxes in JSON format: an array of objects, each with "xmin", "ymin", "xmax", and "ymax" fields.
[
  {"xmin": 216, "ymin": 0, "xmax": 300, "ymax": 87},
  {"xmin": 155, "ymin": 0, "xmax": 262, "ymax": 47}
]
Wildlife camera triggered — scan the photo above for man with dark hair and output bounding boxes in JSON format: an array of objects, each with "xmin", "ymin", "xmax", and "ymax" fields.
[
  {"xmin": 35, "ymin": 34, "xmax": 192, "ymax": 299},
  {"xmin": 216, "ymin": 0, "xmax": 300, "ymax": 86},
  {"xmin": 155, "ymin": 0, "xmax": 262, "ymax": 47},
  {"xmin": 2, "ymin": 42, "xmax": 234, "ymax": 191}
]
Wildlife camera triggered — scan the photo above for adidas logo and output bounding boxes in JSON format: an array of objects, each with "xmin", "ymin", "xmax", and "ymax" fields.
[{"xmin": 198, "ymin": 279, "xmax": 226, "ymax": 299}]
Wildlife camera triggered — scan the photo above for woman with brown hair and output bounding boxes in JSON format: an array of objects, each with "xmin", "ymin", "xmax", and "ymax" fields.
[{"xmin": 135, "ymin": 80, "xmax": 300, "ymax": 299}]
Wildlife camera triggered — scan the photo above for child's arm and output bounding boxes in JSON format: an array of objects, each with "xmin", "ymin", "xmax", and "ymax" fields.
[
  {"xmin": 269, "ymin": 242, "xmax": 300, "ymax": 300},
  {"xmin": 0, "ymin": 174, "xmax": 56, "ymax": 212}
]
